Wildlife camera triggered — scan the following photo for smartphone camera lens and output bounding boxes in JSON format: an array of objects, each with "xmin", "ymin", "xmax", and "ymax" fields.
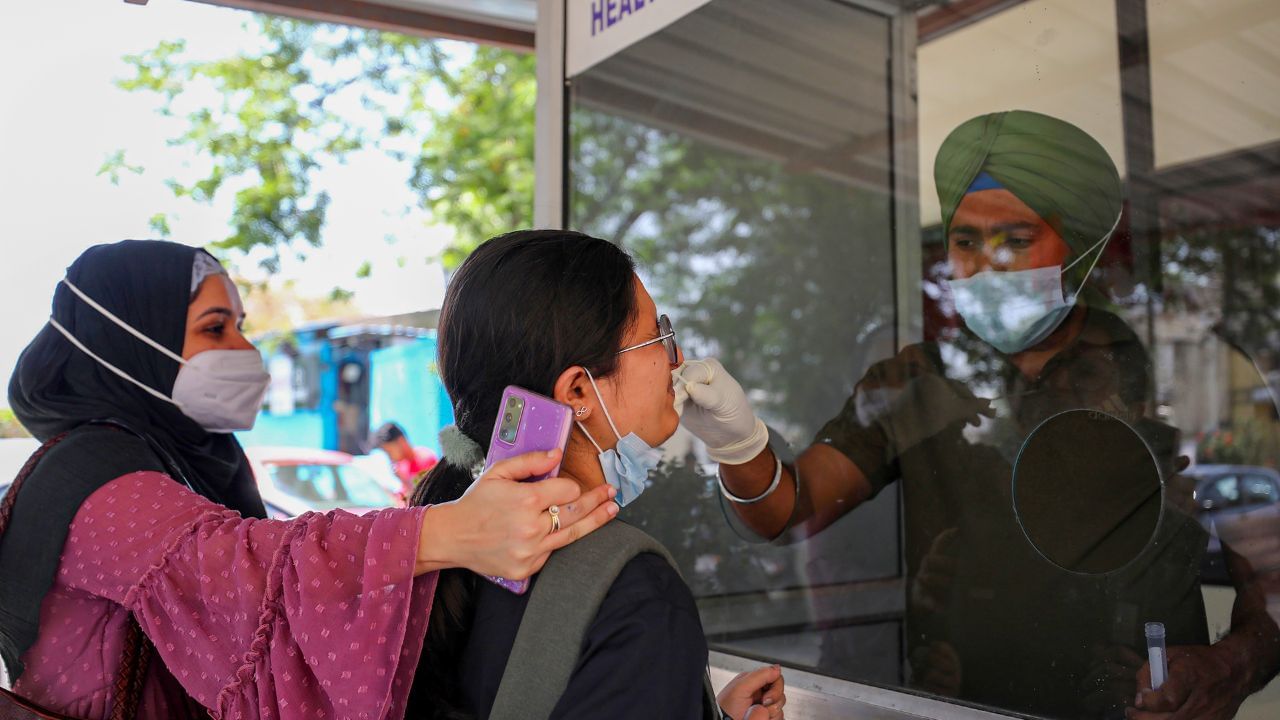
[{"xmin": 499, "ymin": 395, "xmax": 524, "ymax": 444}]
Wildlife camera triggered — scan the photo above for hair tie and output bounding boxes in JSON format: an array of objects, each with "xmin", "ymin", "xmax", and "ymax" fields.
[{"xmin": 439, "ymin": 425, "xmax": 486, "ymax": 477}]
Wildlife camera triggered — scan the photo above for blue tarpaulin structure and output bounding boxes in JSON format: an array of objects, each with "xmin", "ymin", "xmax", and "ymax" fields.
[
  {"xmin": 240, "ymin": 320, "xmax": 451, "ymax": 455},
  {"xmin": 367, "ymin": 336, "xmax": 453, "ymax": 455}
]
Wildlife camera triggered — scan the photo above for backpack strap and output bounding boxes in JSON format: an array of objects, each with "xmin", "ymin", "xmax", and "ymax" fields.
[{"xmin": 488, "ymin": 522, "xmax": 720, "ymax": 720}]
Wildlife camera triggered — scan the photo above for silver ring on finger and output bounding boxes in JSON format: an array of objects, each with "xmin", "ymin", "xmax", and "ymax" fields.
[{"xmin": 548, "ymin": 504, "xmax": 561, "ymax": 534}]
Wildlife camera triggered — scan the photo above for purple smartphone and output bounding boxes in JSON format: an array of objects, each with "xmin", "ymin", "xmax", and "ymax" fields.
[{"xmin": 482, "ymin": 385, "xmax": 574, "ymax": 593}]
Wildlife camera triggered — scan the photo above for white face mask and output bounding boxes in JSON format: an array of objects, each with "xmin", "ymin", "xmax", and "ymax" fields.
[
  {"xmin": 48, "ymin": 278, "xmax": 269, "ymax": 433},
  {"xmin": 947, "ymin": 217, "xmax": 1118, "ymax": 355},
  {"xmin": 169, "ymin": 350, "xmax": 272, "ymax": 432}
]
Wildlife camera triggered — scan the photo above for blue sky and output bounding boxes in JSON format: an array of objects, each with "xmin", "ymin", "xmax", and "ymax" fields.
[{"xmin": 0, "ymin": 0, "xmax": 455, "ymax": 403}]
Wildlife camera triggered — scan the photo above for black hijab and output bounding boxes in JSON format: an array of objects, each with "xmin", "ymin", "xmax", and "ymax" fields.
[{"xmin": 1, "ymin": 240, "xmax": 267, "ymax": 678}]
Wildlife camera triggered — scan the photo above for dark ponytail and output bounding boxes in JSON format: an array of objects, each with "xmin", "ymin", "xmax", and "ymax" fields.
[{"xmin": 405, "ymin": 230, "xmax": 637, "ymax": 718}]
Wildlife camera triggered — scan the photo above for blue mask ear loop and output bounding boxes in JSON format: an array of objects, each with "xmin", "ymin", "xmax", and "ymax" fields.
[
  {"xmin": 574, "ymin": 368, "xmax": 624, "ymax": 453},
  {"xmin": 1058, "ymin": 210, "xmax": 1123, "ymax": 303}
]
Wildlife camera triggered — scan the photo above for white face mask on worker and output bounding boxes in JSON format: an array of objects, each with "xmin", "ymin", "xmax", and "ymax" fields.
[{"xmin": 48, "ymin": 278, "xmax": 269, "ymax": 433}]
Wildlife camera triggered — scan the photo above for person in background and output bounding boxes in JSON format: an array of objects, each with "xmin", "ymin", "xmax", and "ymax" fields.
[
  {"xmin": 0, "ymin": 240, "xmax": 617, "ymax": 719},
  {"xmin": 373, "ymin": 420, "xmax": 439, "ymax": 502}
]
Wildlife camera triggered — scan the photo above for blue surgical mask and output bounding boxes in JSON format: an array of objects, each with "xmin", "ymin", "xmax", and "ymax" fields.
[
  {"xmin": 948, "ymin": 228, "xmax": 1114, "ymax": 354},
  {"xmin": 949, "ymin": 266, "xmax": 1076, "ymax": 354},
  {"xmin": 576, "ymin": 369, "xmax": 664, "ymax": 507}
]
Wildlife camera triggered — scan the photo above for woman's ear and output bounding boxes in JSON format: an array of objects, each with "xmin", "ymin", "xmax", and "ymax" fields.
[{"xmin": 553, "ymin": 366, "xmax": 592, "ymax": 420}]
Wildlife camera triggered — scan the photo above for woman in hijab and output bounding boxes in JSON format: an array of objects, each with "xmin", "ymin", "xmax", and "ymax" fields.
[{"xmin": 0, "ymin": 240, "xmax": 618, "ymax": 719}]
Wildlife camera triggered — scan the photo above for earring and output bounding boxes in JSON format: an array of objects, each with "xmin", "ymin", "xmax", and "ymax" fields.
[{"xmin": 575, "ymin": 406, "xmax": 588, "ymax": 417}]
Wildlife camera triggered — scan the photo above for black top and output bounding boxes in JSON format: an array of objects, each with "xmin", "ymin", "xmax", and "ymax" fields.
[
  {"xmin": 0, "ymin": 425, "xmax": 164, "ymax": 679},
  {"xmin": 460, "ymin": 553, "xmax": 710, "ymax": 720}
]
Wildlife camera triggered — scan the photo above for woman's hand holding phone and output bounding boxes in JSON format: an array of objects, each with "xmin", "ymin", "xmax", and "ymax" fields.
[
  {"xmin": 479, "ymin": 386, "xmax": 577, "ymax": 592},
  {"xmin": 414, "ymin": 449, "xmax": 619, "ymax": 578}
]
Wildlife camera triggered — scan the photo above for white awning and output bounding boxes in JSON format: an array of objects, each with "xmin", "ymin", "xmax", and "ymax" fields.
[{"xmin": 185, "ymin": 0, "xmax": 536, "ymax": 48}]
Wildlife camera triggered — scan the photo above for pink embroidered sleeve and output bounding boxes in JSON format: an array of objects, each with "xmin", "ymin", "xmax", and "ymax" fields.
[{"xmin": 61, "ymin": 471, "xmax": 437, "ymax": 720}]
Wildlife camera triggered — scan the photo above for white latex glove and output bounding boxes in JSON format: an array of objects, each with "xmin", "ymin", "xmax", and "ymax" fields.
[
  {"xmin": 855, "ymin": 374, "xmax": 995, "ymax": 453},
  {"xmin": 674, "ymin": 358, "xmax": 769, "ymax": 465}
]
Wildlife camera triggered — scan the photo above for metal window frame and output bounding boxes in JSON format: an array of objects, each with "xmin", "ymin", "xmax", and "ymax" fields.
[
  {"xmin": 889, "ymin": 10, "xmax": 923, "ymax": 350},
  {"xmin": 534, "ymin": 0, "xmax": 567, "ymax": 227}
]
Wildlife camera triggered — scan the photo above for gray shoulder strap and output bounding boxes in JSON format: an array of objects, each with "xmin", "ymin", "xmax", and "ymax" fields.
[{"xmin": 488, "ymin": 521, "xmax": 720, "ymax": 720}]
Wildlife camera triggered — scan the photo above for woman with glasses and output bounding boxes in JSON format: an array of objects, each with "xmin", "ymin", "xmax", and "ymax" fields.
[{"xmin": 405, "ymin": 230, "xmax": 786, "ymax": 720}]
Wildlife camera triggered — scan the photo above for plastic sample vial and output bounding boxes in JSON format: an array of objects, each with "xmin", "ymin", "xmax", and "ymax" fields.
[{"xmin": 1146, "ymin": 622, "xmax": 1168, "ymax": 690}]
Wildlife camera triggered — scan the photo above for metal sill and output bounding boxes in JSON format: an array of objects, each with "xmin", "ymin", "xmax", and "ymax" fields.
[{"xmin": 709, "ymin": 651, "xmax": 1025, "ymax": 720}]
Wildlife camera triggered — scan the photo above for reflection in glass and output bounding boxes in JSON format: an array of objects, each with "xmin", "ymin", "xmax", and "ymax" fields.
[
  {"xmin": 1013, "ymin": 409, "xmax": 1163, "ymax": 575},
  {"xmin": 566, "ymin": 0, "xmax": 1280, "ymax": 717},
  {"xmin": 570, "ymin": 0, "xmax": 902, "ymax": 683}
]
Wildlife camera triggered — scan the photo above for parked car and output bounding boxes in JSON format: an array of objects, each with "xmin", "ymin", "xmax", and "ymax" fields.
[
  {"xmin": 2, "ymin": 438, "xmax": 397, "ymax": 520},
  {"xmin": 1186, "ymin": 464, "xmax": 1280, "ymax": 584},
  {"xmin": 245, "ymin": 446, "xmax": 399, "ymax": 519}
]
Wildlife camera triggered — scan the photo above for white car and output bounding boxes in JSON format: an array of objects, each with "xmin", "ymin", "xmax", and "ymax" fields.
[
  {"xmin": 1, "ymin": 439, "xmax": 399, "ymax": 521},
  {"xmin": 244, "ymin": 446, "xmax": 399, "ymax": 519}
]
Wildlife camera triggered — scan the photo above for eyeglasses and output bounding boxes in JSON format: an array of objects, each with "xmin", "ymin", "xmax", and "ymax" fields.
[{"xmin": 616, "ymin": 314, "xmax": 679, "ymax": 364}]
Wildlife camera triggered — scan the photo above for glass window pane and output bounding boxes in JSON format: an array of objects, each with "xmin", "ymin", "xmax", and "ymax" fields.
[
  {"xmin": 1242, "ymin": 475, "xmax": 1278, "ymax": 504},
  {"xmin": 269, "ymin": 464, "xmax": 339, "ymax": 506},
  {"xmin": 570, "ymin": 0, "xmax": 900, "ymax": 686},
  {"xmin": 563, "ymin": 0, "xmax": 1280, "ymax": 716},
  {"xmin": 335, "ymin": 464, "xmax": 395, "ymax": 508},
  {"xmin": 1204, "ymin": 476, "xmax": 1241, "ymax": 506},
  {"xmin": 917, "ymin": 0, "xmax": 1125, "ymax": 227},
  {"xmin": 1149, "ymin": 0, "xmax": 1280, "ymax": 168}
]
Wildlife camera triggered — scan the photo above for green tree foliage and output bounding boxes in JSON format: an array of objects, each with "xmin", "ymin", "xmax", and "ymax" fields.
[
  {"xmin": 112, "ymin": 16, "xmax": 534, "ymax": 271},
  {"xmin": 566, "ymin": 106, "xmax": 901, "ymax": 603},
  {"xmin": 408, "ymin": 50, "xmax": 537, "ymax": 268},
  {"xmin": 0, "ymin": 408, "xmax": 32, "ymax": 439},
  {"xmin": 1160, "ymin": 220, "xmax": 1280, "ymax": 374},
  {"xmin": 569, "ymin": 109, "xmax": 897, "ymax": 431},
  {"xmin": 1197, "ymin": 420, "xmax": 1278, "ymax": 468},
  {"xmin": 117, "ymin": 8, "xmax": 896, "ymax": 449},
  {"xmin": 97, "ymin": 150, "xmax": 144, "ymax": 186}
]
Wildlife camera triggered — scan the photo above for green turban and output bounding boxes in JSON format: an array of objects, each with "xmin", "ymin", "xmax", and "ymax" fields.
[{"xmin": 934, "ymin": 110, "xmax": 1123, "ymax": 285}]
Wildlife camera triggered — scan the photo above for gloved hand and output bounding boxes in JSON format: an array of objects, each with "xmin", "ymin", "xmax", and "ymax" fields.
[
  {"xmin": 856, "ymin": 373, "xmax": 995, "ymax": 453},
  {"xmin": 674, "ymin": 358, "xmax": 769, "ymax": 465},
  {"xmin": 908, "ymin": 527, "xmax": 959, "ymax": 615}
]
